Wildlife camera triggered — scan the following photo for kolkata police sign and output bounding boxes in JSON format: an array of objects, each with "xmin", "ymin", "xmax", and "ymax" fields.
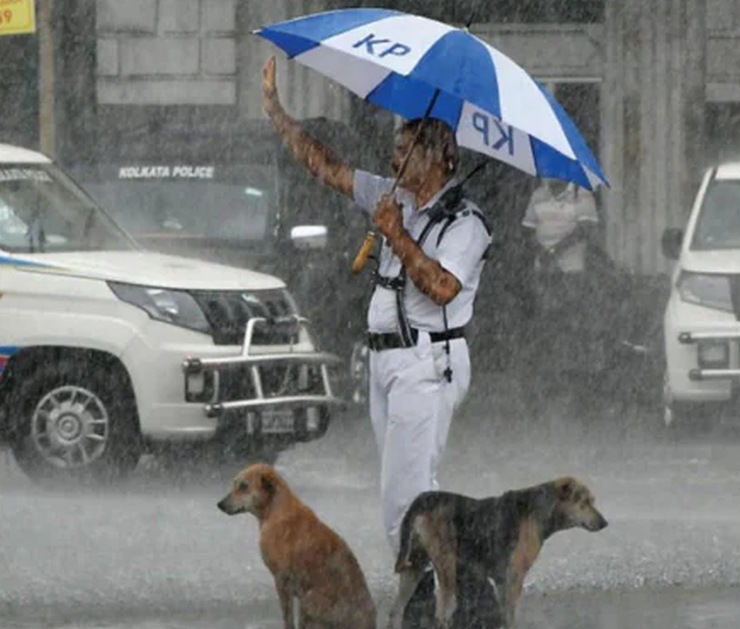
[
  {"xmin": 118, "ymin": 165, "xmax": 215, "ymax": 180},
  {"xmin": 0, "ymin": 0, "xmax": 35, "ymax": 36}
]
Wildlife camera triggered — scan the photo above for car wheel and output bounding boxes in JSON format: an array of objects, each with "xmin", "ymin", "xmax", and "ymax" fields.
[{"xmin": 9, "ymin": 357, "xmax": 141, "ymax": 484}]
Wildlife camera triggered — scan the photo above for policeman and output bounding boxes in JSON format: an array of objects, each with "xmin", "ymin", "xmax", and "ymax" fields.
[{"xmin": 262, "ymin": 57, "xmax": 492, "ymax": 553}]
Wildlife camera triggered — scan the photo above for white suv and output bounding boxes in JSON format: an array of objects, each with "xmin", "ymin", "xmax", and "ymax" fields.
[
  {"xmin": 0, "ymin": 144, "xmax": 339, "ymax": 481},
  {"xmin": 662, "ymin": 161, "xmax": 740, "ymax": 428}
]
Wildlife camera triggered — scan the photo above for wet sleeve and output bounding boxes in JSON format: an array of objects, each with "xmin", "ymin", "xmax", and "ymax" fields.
[
  {"xmin": 353, "ymin": 170, "xmax": 394, "ymax": 218},
  {"xmin": 435, "ymin": 213, "xmax": 492, "ymax": 287}
]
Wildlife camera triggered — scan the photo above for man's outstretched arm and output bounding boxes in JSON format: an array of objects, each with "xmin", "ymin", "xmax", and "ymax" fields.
[{"xmin": 262, "ymin": 56, "xmax": 354, "ymax": 198}]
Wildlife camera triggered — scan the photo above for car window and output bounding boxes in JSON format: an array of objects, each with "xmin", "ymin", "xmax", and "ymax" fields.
[
  {"xmin": 692, "ymin": 180, "xmax": 740, "ymax": 249},
  {"xmin": 78, "ymin": 164, "xmax": 275, "ymax": 243},
  {"xmin": 0, "ymin": 164, "xmax": 136, "ymax": 253}
]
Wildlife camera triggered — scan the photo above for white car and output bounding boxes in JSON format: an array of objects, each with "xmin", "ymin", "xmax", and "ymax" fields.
[
  {"xmin": 0, "ymin": 144, "xmax": 339, "ymax": 482},
  {"xmin": 662, "ymin": 161, "xmax": 740, "ymax": 429}
]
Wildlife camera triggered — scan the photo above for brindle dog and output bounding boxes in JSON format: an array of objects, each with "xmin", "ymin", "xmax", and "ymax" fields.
[{"xmin": 389, "ymin": 477, "xmax": 608, "ymax": 629}]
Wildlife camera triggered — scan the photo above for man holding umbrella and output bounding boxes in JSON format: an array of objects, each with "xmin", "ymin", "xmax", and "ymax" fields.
[
  {"xmin": 262, "ymin": 55, "xmax": 492, "ymax": 554},
  {"xmin": 256, "ymin": 9, "xmax": 606, "ymax": 626}
]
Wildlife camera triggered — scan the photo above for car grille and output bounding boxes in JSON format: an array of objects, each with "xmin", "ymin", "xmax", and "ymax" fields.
[{"xmin": 189, "ymin": 289, "xmax": 297, "ymax": 346}]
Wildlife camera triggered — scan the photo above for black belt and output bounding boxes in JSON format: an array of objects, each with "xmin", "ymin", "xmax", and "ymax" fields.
[{"xmin": 366, "ymin": 327, "xmax": 466, "ymax": 352}]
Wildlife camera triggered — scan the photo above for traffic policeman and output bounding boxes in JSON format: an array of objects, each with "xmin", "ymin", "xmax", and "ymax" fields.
[{"xmin": 261, "ymin": 56, "xmax": 492, "ymax": 552}]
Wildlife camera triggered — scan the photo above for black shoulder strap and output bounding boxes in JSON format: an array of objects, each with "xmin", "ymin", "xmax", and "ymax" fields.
[{"xmin": 434, "ymin": 203, "xmax": 492, "ymax": 254}]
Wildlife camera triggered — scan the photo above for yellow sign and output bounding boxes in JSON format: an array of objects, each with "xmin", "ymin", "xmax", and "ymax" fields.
[{"xmin": 0, "ymin": 0, "xmax": 36, "ymax": 36}]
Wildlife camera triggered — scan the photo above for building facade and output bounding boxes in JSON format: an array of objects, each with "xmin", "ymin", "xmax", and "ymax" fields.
[{"xmin": 3, "ymin": 0, "xmax": 740, "ymax": 274}]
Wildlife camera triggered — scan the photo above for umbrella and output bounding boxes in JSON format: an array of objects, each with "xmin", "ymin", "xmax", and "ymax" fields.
[{"xmin": 254, "ymin": 8, "xmax": 608, "ymax": 190}]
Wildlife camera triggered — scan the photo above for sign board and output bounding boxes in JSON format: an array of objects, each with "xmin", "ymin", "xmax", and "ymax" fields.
[{"xmin": 0, "ymin": 0, "xmax": 36, "ymax": 36}]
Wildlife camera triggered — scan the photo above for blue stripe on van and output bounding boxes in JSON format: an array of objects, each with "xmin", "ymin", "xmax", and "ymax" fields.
[
  {"xmin": 0, "ymin": 346, "xmax": 19, "ymax": 375},
  {"xmin": 0, "ymin": 255, "xmax": 48, "ymax": 268}
]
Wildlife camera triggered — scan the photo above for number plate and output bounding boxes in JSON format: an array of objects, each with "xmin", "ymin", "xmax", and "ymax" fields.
[
  {"xmin": 187, "ymin": 371, "xmax": 206, "ymax": 395},
  {"xmin": 261, "ymin": 408, "xmax": 295, "ymax": 433}
]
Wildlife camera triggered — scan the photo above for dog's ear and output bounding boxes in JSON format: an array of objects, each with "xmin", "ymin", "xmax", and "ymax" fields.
[
  {"xmin": 261, "ymin": 472, "xmax": 276, "ymax": 496},
  {"xmin": 556, "ymin": 477, "xmax": 576, "ymax": 501}
]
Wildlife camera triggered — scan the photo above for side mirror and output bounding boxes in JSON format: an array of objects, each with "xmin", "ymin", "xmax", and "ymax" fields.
[
  {"xmin": 661, "ymin": 227, "xmax": 684, "ymax": 260},
  {"xmin": 290, "ymin": 225, "xmax": 328, "ymax": 250}
]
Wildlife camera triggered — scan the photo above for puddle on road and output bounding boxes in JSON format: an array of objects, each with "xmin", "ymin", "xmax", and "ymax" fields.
[{"xmin": 4, "ymin": 587, "xmax": 740, "ymax": 629}]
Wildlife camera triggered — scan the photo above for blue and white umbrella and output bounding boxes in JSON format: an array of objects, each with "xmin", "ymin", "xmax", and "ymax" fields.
[{"xmin": 255, "ymin": 8, "xmax": 608, "ymax": 190}]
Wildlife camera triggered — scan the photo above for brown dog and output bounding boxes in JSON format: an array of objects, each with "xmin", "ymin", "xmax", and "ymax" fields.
[
  {"xmin": 389, "ymin": 476, "xmax": 608, "ymax": 629},
  {"xmin": 218, "ymin": 463, "xmax": 376, "ymax": 629}
]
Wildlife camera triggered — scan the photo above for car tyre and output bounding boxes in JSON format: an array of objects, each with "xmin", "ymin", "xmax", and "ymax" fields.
[{"xmin": 9, "ymin": 357, "xmax": 141, "ymax": 484}]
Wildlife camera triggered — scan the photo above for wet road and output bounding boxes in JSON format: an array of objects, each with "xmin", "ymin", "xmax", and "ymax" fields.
[{"xmin": 2, "ymin": 384, "xmax": 740, "ymax": 628}]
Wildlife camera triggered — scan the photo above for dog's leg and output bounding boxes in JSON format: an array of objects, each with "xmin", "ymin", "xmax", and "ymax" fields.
[
  {"xmin": 387, "ymin": 563, "xmax": 426, "ymax": 629},
  {"xmin": 423, "ymin": 522, "xmax": 457, "ymax": 629},
  {"xmin": 501, "ymin": 573, "xmax": 522, "ymax": 629},
  {"xmin": 275, "ymin": 577, "xmax": 295, "ymax": 629}
]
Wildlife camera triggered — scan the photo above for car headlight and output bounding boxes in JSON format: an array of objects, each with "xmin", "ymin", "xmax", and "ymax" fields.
[
  {"xmin": 108, "ymin": 282, "xmax": 211, "ymax": 333},
  {"xmin": 677, "ymin": 272, "xmax": 733, "ymax": 313}
]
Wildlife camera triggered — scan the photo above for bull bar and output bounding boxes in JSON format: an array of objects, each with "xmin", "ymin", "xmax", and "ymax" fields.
[
  {"xmin": 182, "ymin": 316, "xmax": 342, "ymax": 418},
  {"xmin": 678, "ymin": 330, "xmax": 740, "ymax": 382}
]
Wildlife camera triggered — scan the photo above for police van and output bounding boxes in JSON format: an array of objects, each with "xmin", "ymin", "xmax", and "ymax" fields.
[{"xmin": 0, "ymin": 143, "xmax": 340, "ymax": 482}]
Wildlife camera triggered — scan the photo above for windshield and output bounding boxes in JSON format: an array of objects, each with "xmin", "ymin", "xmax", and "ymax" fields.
[
  {"xmin": 79, "ymin": 164, "xmax": 274, "ymax": 243},
  {"xmin": 0, "ymin": 164, "xmax": 136, "ymax": 253},
  {"xmin": 692, "ymin": 180, "xmax": 740, "ymax": 249}
]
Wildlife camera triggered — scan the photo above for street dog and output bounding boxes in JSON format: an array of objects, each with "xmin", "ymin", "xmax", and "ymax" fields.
[
  {"xmin": 217, "ymin": 463, "xmax": 376, "ymax": 629},
  {"xmin": 389, "ymin": 476, "xmax": 608, "ymax": 629}
]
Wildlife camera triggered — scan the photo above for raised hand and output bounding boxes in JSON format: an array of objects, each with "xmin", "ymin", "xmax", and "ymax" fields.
[{"xmin": 262, "ymin": 56, "xmax": 281, "ymax": 118}]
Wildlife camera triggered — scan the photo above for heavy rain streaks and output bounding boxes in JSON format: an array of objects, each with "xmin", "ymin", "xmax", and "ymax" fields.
[{"xmin": 2, "ymin": 1, "xmax": 740, "ymax": 629}]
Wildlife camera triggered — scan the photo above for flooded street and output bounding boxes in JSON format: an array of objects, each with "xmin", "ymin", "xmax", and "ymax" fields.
[{"xmin": 3, "ymin": 382, "xmax": 740, "ymax": 629}]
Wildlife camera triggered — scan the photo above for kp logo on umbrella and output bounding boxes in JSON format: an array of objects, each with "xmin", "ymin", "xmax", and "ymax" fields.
[{"xmin": 352, "ymin": 33, "xmax": 411, "ymax": 58}]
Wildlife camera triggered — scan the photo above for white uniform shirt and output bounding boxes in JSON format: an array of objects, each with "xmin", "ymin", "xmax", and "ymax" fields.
[
  {"xmin": 522, "ymin": 182, "xmax": 598, "ymax": 273},
  {"xmin": 353, "ymin": 170, "xmax": 492, "ymax": 334}
]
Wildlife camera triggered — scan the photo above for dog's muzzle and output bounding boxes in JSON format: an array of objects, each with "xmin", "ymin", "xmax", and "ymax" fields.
[
  {"xmin": 589, "ymin": 512, "xmax": 608, "ymax": 531},
  {"xmin": 217, "ymin": 497, "xmax": 242, "ymax": 515}
]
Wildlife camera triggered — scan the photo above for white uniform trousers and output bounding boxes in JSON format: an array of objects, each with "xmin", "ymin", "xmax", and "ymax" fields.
[{"xmin": 369, "ymin": 331, "xmax": 471, "ymax": 553}]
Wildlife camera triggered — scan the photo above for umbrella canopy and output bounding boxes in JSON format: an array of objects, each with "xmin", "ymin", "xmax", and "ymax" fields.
[{"xmin": 255, "ymin": 8, "xmax": 608, "ymax": 191}]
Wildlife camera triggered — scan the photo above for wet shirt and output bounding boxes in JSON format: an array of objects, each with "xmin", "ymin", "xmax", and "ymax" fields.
[
  {"xmin": 522, "ymin": 182, "xmax": 598, "ymax": 273},
  {"xmin": 353, "ymin": 170, "xmax": 491, "ymax": 334}
]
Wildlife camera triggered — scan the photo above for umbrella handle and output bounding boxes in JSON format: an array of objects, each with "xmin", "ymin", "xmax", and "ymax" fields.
[
  {"xmin": 351, "ymin": 231, "xmax": 377, "ymax": 275},
  {"xmin": 350, "ymin": 89, "xmax": 439, "ymax": 277}
]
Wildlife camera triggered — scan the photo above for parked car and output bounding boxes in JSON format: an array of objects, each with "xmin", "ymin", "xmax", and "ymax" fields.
[
  {"xmin": 662, "ymin": 160, "xmax": 740, "ymax": 430},
  {"xmin": 69, "ymin": 118, "xmax": 374, "ymax": 404},
  {"xmin": 0, "ymin": 143, "xmax": 340, "ymax": 482}
]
